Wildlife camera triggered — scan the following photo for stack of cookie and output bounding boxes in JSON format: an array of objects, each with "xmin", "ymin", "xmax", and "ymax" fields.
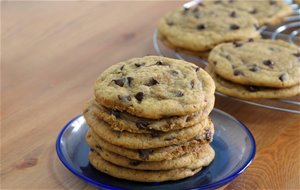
[
  {"xmin": 84, "ymin": 56, "xmax": 216, "ymax": 182},
  {"xmin": 206, "ymin": 39, "xmax": 300, "ymax": 99},
  {"xmin": 158, "ymin": 0, "xmax": 292, "ymax": 57}
]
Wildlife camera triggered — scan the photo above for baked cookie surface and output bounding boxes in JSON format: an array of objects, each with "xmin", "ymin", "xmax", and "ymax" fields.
[
  {"xmin": 209, "ymin": 39, "xmax": 300, "ymax": 88},
  {"xmin": 206, "ymin": 64, "xmax": 300, "ymax": 99},
  {"xmin": 158, "ymin": 4, "xmax": 260, "ymax": 52},
  {"xmin": 94, "ymin": 56, "xmax": 215, "ymax": 119}
]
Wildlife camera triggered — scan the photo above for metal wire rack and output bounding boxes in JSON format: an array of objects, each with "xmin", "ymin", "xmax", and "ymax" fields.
[{"xmin": 153, "ymin": 0, "xmax": 300, "ymax": 114}]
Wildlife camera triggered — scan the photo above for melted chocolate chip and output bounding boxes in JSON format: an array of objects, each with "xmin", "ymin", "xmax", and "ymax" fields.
[
  {"xmin": 197, "ymin": 24, "xmax": 207, "ymax": 30},
  {"xmin": 263, "ymin": 60, "xmax": 274, "ymax": 68},
  {"xmin": 90, "ymin": 148, "xmax": 95, "ymax": 152},
  {"xmin": 230, "ymin": 24, "xmax": 240, "ymax": 30},
  {"xmin": 118, "ymin": 95, "xmax": 132, "ymax": 102},
  {"xmin": 135, "ymin": 62, "xmax": 145, "ymax": 67},
  {"xmin": 214, "ymin": 0, "xmax": 222, "ymax": 4},
  {"xmin": 135, "ymin": 92, "xmax": 144, "ymax": 102},
  {"xmin": 167, "ymin": 21, "xmax": 174, "ymax": 26},
  {"xmin": 197, "ymin": 2, "xmax": 205, "ymax": 6},
  {"xmin": 293, "ymin": 52, "xmax": 300, "ymax": 60},
  {"xmin": 186, "ymin": 115, "xmax": 193, "ymax": 122},
  {"xmin": 175, "ymin": 91, "xmax": 184, "ymax": 97},
  {"xmin": 249, "ymin": 8, "xmax": 257, "ymax": 14},
  {"xmin": 190, "ymin": 80, "xmax": 195, "ymax": 89},
  {"xmin": 127, "ymin": 77, "xmax": 133, "ymax": 86},
  {"xmin": 151, "ymin": 131, "xmax": 160, "ymax": 138},
  {"xmin": 120, "ymin": 65, "xmax": 125, "ymax": 70},
  {"xmin": 129, "ymin": 160, "xmax": 142, "ymax": 166},
  {"xmin": 270, "ymin": 0, "xmax": 277, "ymax": 5},
  {"xmin": 247, "ymin": 86, "xmax": 260, "ymax": 92},
  {"xmin": 192, "ymin": 7, "xmax": 199, "ymax": 13},
  {"xmin": 248, "ymin": 38, "xmax": 254, "ymax": 42},
  {"xmin": 164, "ymin": 136, "xmax": 176, "ymax": 141},
  {"xmin": 230, "ymin": 11, "xmax": 237, "ymax": 18},
  {"xmin": 96, "ymin": 144, "xmax": 102, "ymax": 150},
  {"xmin": 136, "ymin": 121, "xmax": 149, "ymax": 129},
  {"xmin": 249, "ymin": 64, "xmax": 259, "ymax": 72},
  {"xmin": 233, "ymin": 41, "xmax": 242, "ymax": 47},
  {"xmin": 182, "ymin": 7, "xmax": 189, "ymax": 15},
  {"xmin": 145, "ymin": 78, "xmax": 159, "ymax": 86},
  {"xmin": 204, "ymin": 129, "xmax": 212, "ymax": 141},
  {"xmin": 155, "ymin": 61, "xmax": 169, "ymax": 66},
  {"xmin": 279, "ymin": 73, "xmax": 288, "ymax": 82},
  {"xmin": 138, "ymin": 149, "xmax": 154, "ymax": 160},
  {"xmin": 113, "ymin": 78, "xmax": 125, "ymax": 87},
  {"xmin": 193, "ymin": 66, "xmax": 200, "ymax": 72},
  {"xmin": 109, "ymin": 109, "xmax": 121, "ymax": 118},
  {"xmin": 234, "ymin": 69, "xmax": 244, "ymax": 76}
]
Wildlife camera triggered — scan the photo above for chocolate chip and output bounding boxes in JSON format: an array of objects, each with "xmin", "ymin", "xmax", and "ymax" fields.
[
  {"xmin": 194, "ymin": 14, "xmax": 200, "ymax": 19},
  {"xmin": 170, "ymin": 70, "xmax": 179, "ymax": 76},
  {"xmin": 138, "ymin": 149, "xmax": 154, "ymax": 160},
  {"xmin": 90, "ymin": 148, "xmax": 95, "ymax": 152},
  {"xmin": 247, "ymin": 86, "xmax": 260, "ymax": 92},
  {"xmin": 120, "ymin": 65, "xmax": 124, "ymax": 70},
  {"xmin": 248, "ymin": 38, "xmax": 254, "ymax": 42},
  {"xmin": 182, "ymin": 7, "xmax": 189, "ymax": 15},
  {"xmin": 234, "ymin": 69, "xmax": 244, "ymax": 76},
  {"xmin": 263, "ymin": 60, "xmax": 274, "ymax": 68},
  {"xmin": 155, "ymin": 61, "xmax": 169, "ymax": 66},
  {"xmin": 145, "ymin": 78, "xmax": 159, "ymax": 86},
  {"xmin": 254, "ymin": 24, "xmax": 260, "ymax": 30},
  {"xmin": 164, "ymin": 136, "xmax": 176, "ymax": 141},
  {"xmin": 109, "ymin": 109, "xmax": 121, "ymax": 118},
  {"xmin": 214, "ymin": 0, "xmax": 222, "ymax": 4},
  {"xmin": 129, "ymin": 160, "xmax": 142, "ymax": 166},
  {"xmin": 228, "ymin": 0, "xmax": 235, "ymax": 3},
  {"xmin": 190, "ymin": 80, "xmax": 195, "ymax": 89},
  {"xmin": 204, "ymin": 129, "xmax": 212, "ymax": 141},
  {"xmin": 113, "ymin": 78, "xmax": 125, "ymax": 87},
  {"xmin": 197, "ymin": 24, "xmax": 207, "ymax": 30},
  {"xmin": 135, "ymin": 63, "xmax": 145, "ymax": 67},
  {"xmin": 96, "ymin": 144, "xmax": 102, "ymax": 150},
  {"xmin": 293, "ymin": 52, "xmax": 300, "ymax": 60},
  {"xmin": 167, "ymin": 21, "xmax": 174, "ymax": 26},
  {"xmin": 249, "ymin": 64, "xmax": 259, "ymax": 72},
  {"xmin": 230, "ymin": 11, "xmax": 237, "ymax": 18},
  {"xmin": 193, "ymin": 66, "xmax": 200, "ymax": 72},
  {"xmin": 136, "ymin": 121, "xmax": 149, "ymax": 129},
  {"xmin": 197, "ymin": 2, "xmax": 205, "ymax": 6},
  {"xmin": 233, "ymin": 41, "xmax": 242, "ymax": 47},
  {"xmin": 186, "ymin": 115, "xmax": 193, "ymax": 122},
  {"xmin": 249, "ymin": 8, "xmax": 257, "ymax": 14},
  {"xmin": 279, "ymin": 73, "xmax": 288, "ymax": 82},
  {"xmin": 270, "ymin": 0, "xmax": 277, "ymax": 5},
  {"xmin": 175, "ymin": 91, "xmax": 184, "ymax": 97},
  {"xmin": 135, "ymin": 92, "xmax": 144, "ymax": 102},
  {"xmin": 192, "ymin": 7, "xmax": 199, "ymax": 13},
  {"xmin": 150, "ymin": 131, "xmax": 160, "ymax": 138},
  {"xmin": 127, "ymin": 77, "xmax": 133, "ymax": 86},
  {"xmin": 118, "ymin": 95, "xmax": 131, "ymax": 102},
  {"xmin": 230, "ymin": 24, "xmax": 240, "ymax": 30}
]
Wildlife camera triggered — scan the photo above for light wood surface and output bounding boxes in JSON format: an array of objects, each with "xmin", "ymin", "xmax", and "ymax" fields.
[{"xmin": 1, "ymin": 1, "xmax": 300, "ymax": 190}]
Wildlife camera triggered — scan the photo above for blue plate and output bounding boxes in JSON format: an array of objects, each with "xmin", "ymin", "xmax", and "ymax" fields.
[{"xmin": 56, "ymin": 108, "xmax": 255, "ymax": 190}]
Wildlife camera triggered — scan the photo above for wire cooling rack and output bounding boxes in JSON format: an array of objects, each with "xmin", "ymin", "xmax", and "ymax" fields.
[{"xmin": 153, "ymin": 0, "xmax": 300, "ymax": 114}]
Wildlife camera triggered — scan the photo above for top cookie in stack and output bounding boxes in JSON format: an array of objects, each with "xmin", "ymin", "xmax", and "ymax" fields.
[
  {"xmin": 84, "ymin": 56, "xmax": 216, "ymax": 182},
  {"xmin": 158, "ymin": 0, "xmax": 292, "ymax": 57}
]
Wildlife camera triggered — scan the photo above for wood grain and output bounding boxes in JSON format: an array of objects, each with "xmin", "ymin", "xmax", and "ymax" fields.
[{"xmin": 1, "ymin": 1, "xmax": 300, "ymax": 189}]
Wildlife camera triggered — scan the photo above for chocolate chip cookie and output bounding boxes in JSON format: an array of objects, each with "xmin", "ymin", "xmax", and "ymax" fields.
[
  {"xmin": 158, "ymin": 4, "xmax": 260, "ymax": 52},
  {"xmin": 89, "ymin": 151, "xmax": 203, "ymax": 182},
  {"xmin": 206, "ymin": 63, "xmax": 300, "ymax": 99},
  {"xmin": 86, "ymin": 129, "xmax": 208, "ymax": 161},
  {"xmin": 94, "ymin": 56, "xmax": 215, "ymax": 119},
  {"xmin": 205, "ymin": 0, "xmax": 293, "ymax": 26},
  {"xmin": 89, "ymin": 142, "xmax": 214, "ymax": 171},
  {"xmin": 84, "ymin": 104, "xmax": 214, "ymax": 149},
  {"xmin": 209, "ymin": 39, "xmax": 300, "ymax": 88},
  {"xmin": 91, "ymin": 98, "xmax": 214, "ymax": 133}
]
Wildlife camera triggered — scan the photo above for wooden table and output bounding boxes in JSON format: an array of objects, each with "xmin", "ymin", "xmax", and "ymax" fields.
[{"xmin": 2, "ymin": 1, "xmax": 300, "ymax": 189}]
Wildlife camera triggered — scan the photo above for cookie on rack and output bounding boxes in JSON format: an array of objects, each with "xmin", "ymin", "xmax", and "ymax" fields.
[
  {"xmin": 94, "ymin": 56, "xmax": 215, "ymax": 119},
  {"xmin": 206, "ymin": 0, "xmax": 293, "ymax": 26},
  {"xmin": 158, "ymin": 4, "xmax": 260, "ymax": 52},
  {"xmin": 86, "ymin": 129, "xmax": 208, "ymax": 161},
  {"xmin": 209, "ymin": 39, "xmax": 300, "ymax": 88},
  {"xmin": 84, "ymin": 105, "xmax": 214, "ymax": 149},
  {"xmin": 88, "ymin": 137, "xmax": 215, "ymax": 170},
  {"xmin": 89, "ymin": 151, "xmax": 203, "ymax": 182},
  {"xmin": 91, "ymin": 98, "xmax": 214, "ymax": 133},
  {"xmin": 206, "ymin": 63, "xmax": 300, "ymax": 99}
]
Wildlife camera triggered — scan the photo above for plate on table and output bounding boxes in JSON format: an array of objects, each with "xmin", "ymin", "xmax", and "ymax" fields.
[{"xmin": 56, "ymin": 108, "xmax": 256, "ymax": 190}]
